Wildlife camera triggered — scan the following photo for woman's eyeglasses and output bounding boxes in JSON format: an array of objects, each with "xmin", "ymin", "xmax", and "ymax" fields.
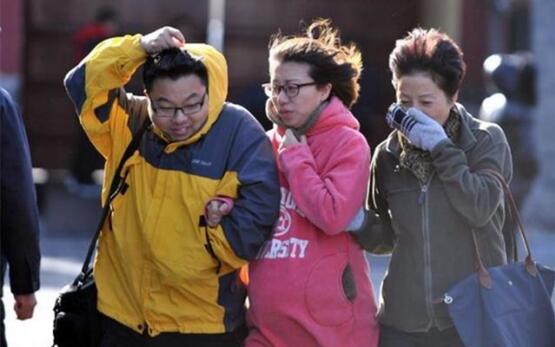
[{"xmin": 261, "ymin": 82, "xmax": 318, "ymax": 98}]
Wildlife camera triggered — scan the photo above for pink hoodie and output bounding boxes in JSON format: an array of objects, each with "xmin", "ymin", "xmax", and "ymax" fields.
[{"xmin": 246, "ymin": 97, "xmax": 379, "ymax": 347}]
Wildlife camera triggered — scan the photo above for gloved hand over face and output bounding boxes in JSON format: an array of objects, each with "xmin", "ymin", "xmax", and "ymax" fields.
[{"xmin": 386, "ymin": 104, "xmax": 447, "ymax": 151}]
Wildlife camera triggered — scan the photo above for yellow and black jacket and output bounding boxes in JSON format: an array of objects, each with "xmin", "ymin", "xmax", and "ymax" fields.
[{"xmin": 64, "ymin": 34, "xmax": 280, "ymax": 336}]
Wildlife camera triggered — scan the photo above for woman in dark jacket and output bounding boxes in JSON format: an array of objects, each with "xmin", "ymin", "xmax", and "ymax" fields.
[{"xmin": 349, "ymin": 28, "xmax": 513, "ymax": 347}]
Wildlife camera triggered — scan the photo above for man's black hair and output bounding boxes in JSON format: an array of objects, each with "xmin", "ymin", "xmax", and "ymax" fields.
[{"xmin": 143, "ymin": 48, "xmax": 208, "ymax": 92}]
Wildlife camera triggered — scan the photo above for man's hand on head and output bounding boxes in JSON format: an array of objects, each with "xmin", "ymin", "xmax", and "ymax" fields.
[{"xmin": 140, "ymin": 26, "xmax": 186, "ymax": 55}]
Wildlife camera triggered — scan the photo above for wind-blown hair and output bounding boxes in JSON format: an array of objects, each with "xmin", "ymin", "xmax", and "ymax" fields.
[{"xmin": 269, "ymin": 18, "xmax": 363, "ymax": 108}]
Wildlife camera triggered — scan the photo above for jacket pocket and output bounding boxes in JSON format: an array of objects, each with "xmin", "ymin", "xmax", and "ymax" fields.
[
  {"xmin": 342, "ymin": 264, "xmax": 357, "ymax": 302},
  {"xmin": 305, "ymin": 253, "xmax": 354, "ymax": 326}
]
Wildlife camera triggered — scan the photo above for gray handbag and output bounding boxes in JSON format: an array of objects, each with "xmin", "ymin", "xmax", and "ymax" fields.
[{"xmin": 444, "ymin": 169, "xmax": 555, "ymax": 347}]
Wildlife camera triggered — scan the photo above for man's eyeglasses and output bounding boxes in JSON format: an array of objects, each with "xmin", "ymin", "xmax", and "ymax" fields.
[
  {"xmin": 261, "ymin": 82, "xmax": 318, "ymax": 99},
  {"xmin": 151, "ymin": 93, "xmax": 207, "ymax": 118}
]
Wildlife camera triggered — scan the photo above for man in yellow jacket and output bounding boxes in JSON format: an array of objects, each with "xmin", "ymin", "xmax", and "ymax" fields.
[{"xmin": 64, "ymin": 26, "xmax": 280, "ymax": 346}]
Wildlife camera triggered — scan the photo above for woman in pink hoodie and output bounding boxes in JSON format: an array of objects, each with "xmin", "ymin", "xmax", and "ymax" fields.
[
  {"xmin": 205, "ymin": 19, "xmax": 380, "ymax": 346},
  {"xmin": 243, "ymin": 19, "xmax": 379, "ymax": 347}
]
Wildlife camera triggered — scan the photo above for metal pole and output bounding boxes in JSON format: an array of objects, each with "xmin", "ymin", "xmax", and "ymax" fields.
[{"xmin": 207, "ymin": 0, "xmax": 226, "ymax": 52}]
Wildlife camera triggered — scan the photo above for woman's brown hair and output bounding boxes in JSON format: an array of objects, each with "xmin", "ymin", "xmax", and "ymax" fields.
[
  {"xmin": 389, "ymin": 28, "xmax": 466, "ymax": 99},
  {"xmin": 268, "ymin": 18, "xmax": 363, "ymax": 108}
]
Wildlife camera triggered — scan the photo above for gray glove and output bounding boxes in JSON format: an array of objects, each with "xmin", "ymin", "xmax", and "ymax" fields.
[
  {"xmin": 405, "ymin": 107, "xmax": 448, "ymax": 151},
  {"xmin": 386, "ymin": 104, "xmax": 447, "ymax": 151}
]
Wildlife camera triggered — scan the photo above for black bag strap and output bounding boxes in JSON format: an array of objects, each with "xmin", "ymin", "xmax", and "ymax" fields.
[
  {"xmin": 470, "ymin": 169, "xmax": 538, "ymax": 289},
  {"xmin": 74, "ymin": 117, "xmax": 151, "ymax": 285}
]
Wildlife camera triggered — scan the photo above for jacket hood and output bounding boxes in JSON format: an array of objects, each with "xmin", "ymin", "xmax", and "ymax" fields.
[
  {"xmin": 274, "ymin": 96, "xmax": 360, "ymax": 137},
  {"xmin": 160, "ymin": 43, "xmax": 228, "ymax": 148}
]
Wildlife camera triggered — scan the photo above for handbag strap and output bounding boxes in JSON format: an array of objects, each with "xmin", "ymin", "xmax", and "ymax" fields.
[
  {"xmin": 471, "ymin": 168, "xmax": 538, "ymax": 289},
  {"xmin": 74, "ymin": 117, "xmax": 151, "ymax": 285}
]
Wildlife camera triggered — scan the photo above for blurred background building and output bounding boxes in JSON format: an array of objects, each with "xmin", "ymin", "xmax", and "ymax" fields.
[
  {"xmin": 2, "ymin": 1, "xmax": 555, "ymax": 345},
  {"xmin": 1, "ymin": 0, "xmax": 529, "ymax": 167}
]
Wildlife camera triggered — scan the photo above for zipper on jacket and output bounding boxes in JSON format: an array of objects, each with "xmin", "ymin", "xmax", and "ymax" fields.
[
  {"xmin": 419, "ymin": 175, "xmax": 439, "ymax": 328},
  {"xmin": 418, "ymin": 184, "xmax": 428, "ymax": 205}
]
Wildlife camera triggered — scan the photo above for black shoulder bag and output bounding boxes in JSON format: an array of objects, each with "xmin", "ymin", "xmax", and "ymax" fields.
[{"xmin": 52, "ymin": 118, "xmax": 151, "ymax": 347}]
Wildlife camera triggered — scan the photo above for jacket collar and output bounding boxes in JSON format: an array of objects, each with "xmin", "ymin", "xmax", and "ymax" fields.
[{"xmin": 385, "ymin": 103, "xmax": 477, "ymax": 157}]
